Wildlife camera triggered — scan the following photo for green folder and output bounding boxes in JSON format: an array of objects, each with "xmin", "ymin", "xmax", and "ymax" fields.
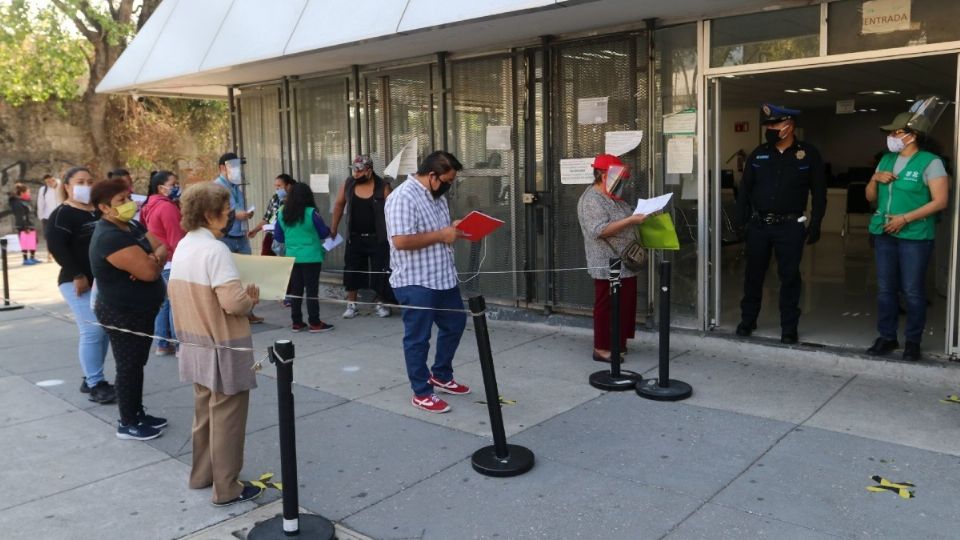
[{"xmin": 637, "ymin": 213, "xmax": 680, "ymax": 250}]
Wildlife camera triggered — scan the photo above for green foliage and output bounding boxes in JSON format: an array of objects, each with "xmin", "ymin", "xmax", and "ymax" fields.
[{"xmin": 0, "ymin": 0, "xmax": 91, "ymax": 105}]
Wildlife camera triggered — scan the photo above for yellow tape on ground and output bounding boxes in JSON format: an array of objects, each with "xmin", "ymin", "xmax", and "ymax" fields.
[
  {"xmin": 239, "ymin": 472, "xmax": 283, "ymax": 491},
  {"xmin": 940, "ymin": 394, "xmax": 960, "ymax": 405},
  {"xmin": 867, "ymin": 475, "xmax": 914, "ymax": 499}
]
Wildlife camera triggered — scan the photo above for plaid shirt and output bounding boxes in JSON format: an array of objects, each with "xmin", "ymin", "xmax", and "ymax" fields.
[
  {"xmin": 385, "ymin": 175, "xmax": 457, "ymax": 290},
  {"xmin": 261, "ymin": 193, "xmax": 281, "ymax": 224}
]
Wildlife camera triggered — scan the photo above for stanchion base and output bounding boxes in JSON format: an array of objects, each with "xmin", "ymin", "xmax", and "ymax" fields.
[
  {"xmin": 472, "ymin": 444, "xmax": 535, "ymax": 477},
  {"xmin": 247, "ymin": 514, "xmax": 335, "ymax": 540},
  {"xmin": 589, "ymin": 369, "xmax": 642, "ymax": 391},
  {"xmin": 636, "ymin": 378, "xmax": 693, "ymax": 401},
  {"xmin": 0, "ymin": 304, "xmax": 24, "ymax": 312}
]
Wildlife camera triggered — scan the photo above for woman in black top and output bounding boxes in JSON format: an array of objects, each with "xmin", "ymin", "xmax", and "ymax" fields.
[
  {"xmin": 8, "ymin": 182, "xmax": 39, "ymax": 264},
  {"xmin": 45, "ymin": 167, "xmax": 116, "ymax": 404},
  {"xmin": 89, "ymin": 177, "xmax": 168, "ymax": 441}
]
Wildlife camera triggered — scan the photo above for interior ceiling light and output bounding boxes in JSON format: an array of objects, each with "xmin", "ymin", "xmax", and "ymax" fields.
[
  {"xmin": 813, "ymin": 87, "xmax": 827, "ymax": 92},
  {"xmin": 784, "ymin": 89, "xmax": 799, "ymax": 93},
  {"xmin": 798, "ymin": 88, "xmax": 813, "ymax": 92}
]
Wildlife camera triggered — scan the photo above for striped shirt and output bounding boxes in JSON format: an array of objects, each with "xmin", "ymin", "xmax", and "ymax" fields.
[{"xmin": 385, "ymin": 175, "xmax": 457, "ymax": 290}]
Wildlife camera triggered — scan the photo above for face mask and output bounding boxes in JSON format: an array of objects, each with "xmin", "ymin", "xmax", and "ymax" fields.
[
  {"xmin": 355, "ymin": 171, "xmax": 371, "ymax": 183},
  {"xmin": 221, "ymin": 209, "xmax": 236, "ymax": 236},
  {"xmin": 887, "ymin": 134, "xmax": 909, "ymax": 153},
  {"xmin": 72, "ymin": 184, "xmax": 91, "ymax": 204},
  {"xmin": 19, "ymin": 192, "xmax": 31, "ymax": 201},
  {"xmin": 166, "ymin": 185, "xmax": 181, "ymax": 201},
  {"xmin": 114, "ymin": 201, "xmax": 137, "ymax": 223},
  {"xmin": 430, "ymin": 176, "xmax": 452, "ymax": 199},
  {"xmin": 765, "ymin": 128, "xmax": 783, "ymax": 145},
  {"xmin": 276, "ymin": 188, "xmax": 287, "ymax": 200}
]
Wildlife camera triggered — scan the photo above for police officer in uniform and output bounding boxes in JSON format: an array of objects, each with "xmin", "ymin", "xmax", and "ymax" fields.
[{"xmin": 735, "ymin": 104, "xmax": 826, "ymax": 344}]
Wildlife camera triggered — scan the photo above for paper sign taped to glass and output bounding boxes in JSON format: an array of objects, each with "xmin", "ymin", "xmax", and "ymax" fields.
[
  {"xmin": 230, "ymin": 254, "xmax": 296, "ymax": 301},
  {"xmin": 384, "ymin": 138, "xmax": 419, "ymax": 180}
]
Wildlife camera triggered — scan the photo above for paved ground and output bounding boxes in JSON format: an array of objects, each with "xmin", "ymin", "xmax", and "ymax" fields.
[{"xmin": 1, "ymin": 258, "xmax": 959, "ymax": 539}]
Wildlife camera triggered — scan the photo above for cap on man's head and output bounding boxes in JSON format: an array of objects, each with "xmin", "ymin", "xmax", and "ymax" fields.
[
  {"xmin": 760, "ymin": 103, "xmax": 801, "ymax": 124},
  {"xmin": 351, "ymin": 154, "xmax": 373, "ymax": 171},
  {"xmin": 880, "ymin": 111, "xmax": 932, "ymax": 134},
  {"xmin": 218, "ymin": 152, "xmax": 243, "ymax": 166},
  {"xmin": 591, "ymin": 154, "xmax": 630, "ymax": 178}
]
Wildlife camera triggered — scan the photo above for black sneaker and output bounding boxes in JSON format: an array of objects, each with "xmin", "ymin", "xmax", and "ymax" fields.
[
  {"xmin": 735, "ymin": 322, "xmax": 756, "ymax": 337},
  {"xmin": 116, "ymin": 422, "xmax": 163, "ymax": 441},
  {"xmin": 212, "ymin": 485, "xmax": 264, "ymax": 507},
  {"xmin": 902, "ymin": 341, "xmax": 922, "ymax": 361},
  {"xmin": 781, "ymin": 330, "xmax": 799, "ymax": 345},
  {"xmin": 137, "ymin": 408, "xmax": 168, "ymax": 429},
  {"xmin": 866, "ymin": 337, "xmax": 899, "ymax": 356},
  {"xmin": 88, "ymin": 381, "xmax": 116, "ymax": 404},
  {"xmin": 80, "ymin": 378, "xmax": 91, "ymax": 394}
]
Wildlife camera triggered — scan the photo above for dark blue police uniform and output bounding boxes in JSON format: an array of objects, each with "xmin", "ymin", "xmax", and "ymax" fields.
[{"xmin": 735, "ymin": 104, "xmax": 826, "ymax": 343}]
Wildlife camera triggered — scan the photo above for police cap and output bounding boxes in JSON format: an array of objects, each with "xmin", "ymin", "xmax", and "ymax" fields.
[{"xmin": 760, "ymin": 103, "xmax": 801, "ymax": 124}]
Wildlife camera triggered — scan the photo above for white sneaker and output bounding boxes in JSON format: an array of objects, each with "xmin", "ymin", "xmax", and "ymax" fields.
[
  {"xmin": 375, "ymin": 303, "xmax": 391, "ymax": 318},
  {"xmin": 342, "ymin": 302, "xmax": 359, "ymax": 319}
]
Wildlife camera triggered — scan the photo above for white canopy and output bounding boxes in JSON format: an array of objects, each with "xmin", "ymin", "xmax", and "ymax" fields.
[{"xmin": 98, "ymin": 0, "xmax": 766, "ymax": 97}]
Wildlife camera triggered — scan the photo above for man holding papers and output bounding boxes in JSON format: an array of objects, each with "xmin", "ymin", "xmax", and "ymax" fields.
[{"xmin": 385, "ymin": 151, "xmax": 471, "ymax": 414}]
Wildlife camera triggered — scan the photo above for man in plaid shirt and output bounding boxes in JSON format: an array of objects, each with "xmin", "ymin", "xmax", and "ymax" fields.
[{"xmin": 385, "ymin": 151, "xmax": 472, "ymax": 413}]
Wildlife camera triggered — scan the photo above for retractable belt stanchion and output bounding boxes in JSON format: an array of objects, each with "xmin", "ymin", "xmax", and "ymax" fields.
[
  {"xmin": 0, "ymin": 238, "xmax": 24, "ymax": 312},
  {"xmin": 589, "ymin": 258, "xmax": 641, "ymax": 391},
  {"xmin": 249, "ymin": 340, "xmax": 335, "ymax": 540},
  {"xmin": 637, "ymin": 260, "xmax": 692, "ymax": 401},
  {"xmin": 469, "ymin": 295, "xmax": 535, "ymax": 477}
]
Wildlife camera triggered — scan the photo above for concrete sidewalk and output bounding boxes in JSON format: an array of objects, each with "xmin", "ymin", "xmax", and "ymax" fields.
[{"xmin": 1, "ymin": 261, "xmax": 959, "ymax": 539}]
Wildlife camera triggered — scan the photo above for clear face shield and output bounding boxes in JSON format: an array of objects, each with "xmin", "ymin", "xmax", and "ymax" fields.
[
  {"xmin": 225, "ymin": 158, "xmax": 244, "ymax": 185},
  {"xmin": 603, "ymin": 165, "xmax": 629, "ymax": 198},
  {"xmin": 906, "ymin": 95, "xmax": 949, "ymax": 134}
]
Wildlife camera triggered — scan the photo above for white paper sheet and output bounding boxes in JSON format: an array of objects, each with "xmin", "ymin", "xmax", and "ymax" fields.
[
  {"xmin": 230, "ymin": 254, "xmax": 296, "ymax": 301},
  {"xmin": 578, "ymin": 97, "xmax": 608, "ymax": 125},
  {"xmin": 663, "ymin": 110, "xmax": 697, "ymax": 134},
  {"xmin": 131, "ymin": 194, "xmax": 147, "ymax": 204},
  {"xmin": 666, "ymin": 136, "xmax": 695, "ymax": 174},
  {"xmin": 322, "ymin": 233, "xmax": 344, "ymax": 252},
  {"xmin": 633, "ymin": 193, "xmax": 674, "ymax": 216},
  {"xmin": 681, "ymin": 176, "xmax": 698, "ymax": 200},
  {"xmin": 309, "ymin": 174, "xmax": 330, "ymax": 194},
  {"xmin": 559, "ymin": 158, "xmax": 596, "ymax": 185},
  {"xmin": 384, "ymin": 138, "xmax": 419, "ymax": 179},
  {"xmin": 263, "ymin": 223, "xmax": 274, "ymax": 232},
  {"xmin": 485, "ymin": 125, "xmax": 512, "ymax": 150},
  {"xmin": 604, "ymin": 130, "xmax": 643, "ymax": 156}
]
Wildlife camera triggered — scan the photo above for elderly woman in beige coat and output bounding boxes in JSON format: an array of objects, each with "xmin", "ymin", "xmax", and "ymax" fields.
[{"xmin": 168, "ymin": 182, "xmax": 264, "ymax": 507}]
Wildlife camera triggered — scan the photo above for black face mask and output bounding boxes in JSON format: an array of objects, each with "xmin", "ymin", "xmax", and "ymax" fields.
[
  {"xmin": 431, "ymin": 177, "xmax": 452, "ymax": 199},
  {"xmin": 221, "ymin": 209, "xmax": 236, "ymax": 236},
  {"xmin": 355, "ymin": 171, "xmax": 371, "ymax": 184},
  {"xmin": 765, "ymin": 128, "xmax": 783, "ymax": 145}
]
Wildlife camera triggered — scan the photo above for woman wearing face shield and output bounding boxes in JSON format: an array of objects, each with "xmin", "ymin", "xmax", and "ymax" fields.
[
  {"xmin": 89, "ymin": 177, "xmax": 168, "ymax": 440},
  {"xmin": 141, "ymin": 171, "xmax": 185, "ymax": 356},
  {"xmin": 45, "ymin": 167, "xmax": 116, "ymax": 404},
  {"xmin": 576, "ymin": 154, "xmax": 647, "ymax": 363},
  {"xmin": 865, "ymin": 113, "xmax": 950, "ymax": 361}
]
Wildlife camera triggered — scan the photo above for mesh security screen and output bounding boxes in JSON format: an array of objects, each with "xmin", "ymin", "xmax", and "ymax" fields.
[
  {"xmin": 295, "ymin": 77, "xmax": 350, "ymax": 271},
  {"xmin": 447, "ymin": 55, "xmax": 523, "ymax": 300},
  {"xmin": 239, "ymin": 86, "xmax": 283, "ymax": 231},
  {"xmin": 387, "ymin": 66, "xmax": 433, "ymax": 166},
  {"xmin": 553, "ymin": 37, "xmax": 649, "ymax": 310}
]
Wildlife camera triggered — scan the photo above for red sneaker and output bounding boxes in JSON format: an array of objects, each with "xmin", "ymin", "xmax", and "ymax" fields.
[
  {"xmin": 428, "ymin": 376, "xmax": 471, "ymax": 395},
  {"xmin": 411, "ymin": 394, "xmax": 451, "ymax": 413},
  {"xmin": 291, "ymin": 323, "xmax": 307, "ymax": 332},
  {"xmin": 308, "ymin": 322, "xmax": 334, "ymax": 333}
]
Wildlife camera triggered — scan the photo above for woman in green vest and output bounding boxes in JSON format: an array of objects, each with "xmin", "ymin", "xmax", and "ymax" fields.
[
  {"xmin": 865, "ymin": 113, "xmax": 949, "ymax": 361},
  {"xmin": 274, "ymin": 182, "xmax": 335, "ymax": 333}
]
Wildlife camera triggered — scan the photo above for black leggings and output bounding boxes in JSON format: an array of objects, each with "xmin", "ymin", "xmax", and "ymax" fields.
[
  {"xmin": 288, "ymin": 262, "xmax": 323, "ymax": 325},
  {"xmin": 94, "ymin": 301, "xmax": 159, "ymax": 425}
]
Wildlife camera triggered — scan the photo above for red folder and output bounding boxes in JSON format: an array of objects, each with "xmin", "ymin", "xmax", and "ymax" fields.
[{"xmin": 456, "ymin": 211, "xmax": 504, "ymax": 242}]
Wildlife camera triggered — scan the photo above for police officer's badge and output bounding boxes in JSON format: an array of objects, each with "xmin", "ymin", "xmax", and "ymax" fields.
[
  {"xmin": 762, "ymin": 105, "xmax": 771, "ymax": 117},
  {"xmin": 796, "ymin": 149, "xmax": 806, "ymax": 160}
]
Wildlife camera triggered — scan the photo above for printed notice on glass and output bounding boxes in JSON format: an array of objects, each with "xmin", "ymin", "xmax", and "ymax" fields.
[
  {"xmin": 559, "ymin": 158, "xmax": 596, "ymax": 185},
  {"xmin": 666, "ymin": 136, "xmax": 695, "ymax": 175},
  {"xmin": 310, "ymin": 173, "xmax": 330, "ymax": 194},
  {"xmin": 384, "ymin": 137, "xmax": 418, "ymax": 180},
  {"xmin": 604, "ymin": 130, "xmax": 643, "ymax": 156},
  {"xmin": 663, "ymin": 109, "xmax": 697, "ymax": 134},
  {"xmin": 578, "ymin": 97, "xmax": 609, "ymax": 125},
  {"xmin": 862, "ymin": 0, "xmax": 910, "ymax": 34},
  {"xmin": 486, "ymin": 125, "xmax": 512, "ymax": 150}
]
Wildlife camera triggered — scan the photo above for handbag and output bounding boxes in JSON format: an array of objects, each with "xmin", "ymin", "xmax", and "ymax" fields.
[
  {"xmin": 603, "ymin": 236, "xmax": 646, "ymax": 272},
  {"xmin": 637, "ymin": 213, "xmax": 680, "ymax": 250}
]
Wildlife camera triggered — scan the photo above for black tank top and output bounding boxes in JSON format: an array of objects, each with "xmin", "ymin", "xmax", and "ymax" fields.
[{"xmin": 349, "ymin": 192, "xmax": 376, "ymax": 234}]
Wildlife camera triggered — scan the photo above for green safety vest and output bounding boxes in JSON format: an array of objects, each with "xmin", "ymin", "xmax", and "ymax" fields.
[
  {"xmin": 868, "ymin": 150, "xmax": 939, "ymax": 241},
  {"xmin": 277, "ymin": 207, "xmax": 326, "ymax": 264}
]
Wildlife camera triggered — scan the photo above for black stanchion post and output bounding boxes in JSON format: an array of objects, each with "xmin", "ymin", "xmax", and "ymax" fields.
[
  {"xmin": 469, "ymin": 295, "xmax": 535, "ymax": 477},
  {"xmin": 248, "ymin": 340, "xmax": 335, "ymax": 540},
  {"xmin": 0, "ymin": 238, "xmax": 24, "ymax": 312},
  {"xmin": 589, "ymin": 258, "xmax": 641, "ymax": 391},
  {"xmin": 637, "ymin": 260, "xmax": 692, "ymax": 401}
]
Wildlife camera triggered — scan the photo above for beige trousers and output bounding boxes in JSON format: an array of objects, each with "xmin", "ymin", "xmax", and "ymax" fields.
[{"xmin": 189, "ymin": 384, "xmax": 250, "ymax": 503}]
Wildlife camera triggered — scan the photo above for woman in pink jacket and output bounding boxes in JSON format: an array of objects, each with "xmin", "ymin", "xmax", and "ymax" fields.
[{"xmin": 141, "ymin": 171, "xmax": 185, "ymax": 356}]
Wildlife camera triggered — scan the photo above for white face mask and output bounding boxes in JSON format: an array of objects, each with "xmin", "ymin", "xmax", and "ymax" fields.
[
  {"xmin": 886, "ymin": 134, "xmax": 909, "ymax": 153},
  {"xmin": 72, "ymin": 184, "xmax": 91, "ymax": 204}
]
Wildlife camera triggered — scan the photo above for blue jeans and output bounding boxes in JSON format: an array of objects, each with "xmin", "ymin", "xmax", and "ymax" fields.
[
  {"xmin": 59, "ymin": 282, "xmax": 110, "ymax": 386},
  {"xmin": 393, "ymin": 285, "xmax": 467, "ymax": 397},
  {"xmin": 873, "ymin": 234, "xmax": 935, "ymax": 344},
  {"xmin": 154, "ymin": 267, "xmax": 176, "ymax": 349},
  {"xmin": 220, "ymin": 235, "xmax": 251, "ymax": 255}
]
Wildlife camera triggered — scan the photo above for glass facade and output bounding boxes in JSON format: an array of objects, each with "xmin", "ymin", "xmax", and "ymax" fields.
[
  {"xmin": 829, "ymin": 0, "xmax": 960, "ymax": 55},
  {"xmin": 710, "ymin": 6, "xmax": 820, "ymax": 67}
]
